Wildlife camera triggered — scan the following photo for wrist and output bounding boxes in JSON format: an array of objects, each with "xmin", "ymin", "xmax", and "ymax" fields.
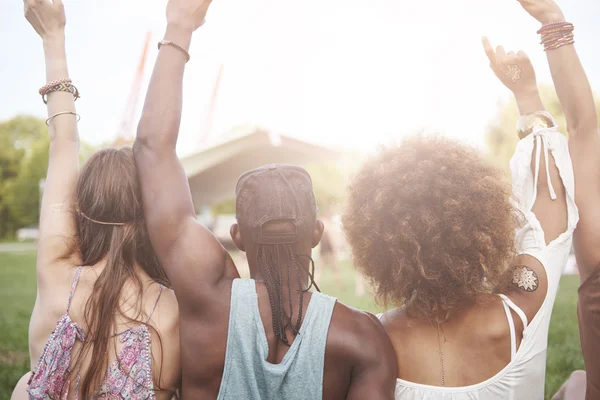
[
  {"xmin": 164, "ymin": 23, "xmax": 195, "ymax": 47},
  {"xmin": 514, "ymin": 89, "xmax": 545, "ymax": 116},
  {"xmin": 512, "ymin": 85, "xmax": 539, "ymax": 100},
  {"xmin": 42, "ymin": 32, "xmax": 66, "ymax": 47},
  {"xmin": 43, "ymin": 33, "xmax": 66, "ymax": 56},
  {"xmin": 538, "ymin": 12, "xmax": 565, "ymax": 25}
]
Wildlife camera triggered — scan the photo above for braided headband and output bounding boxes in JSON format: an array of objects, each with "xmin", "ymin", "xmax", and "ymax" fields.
[{"xmin": 76, "ymin": 208, "xmax": 138, "ymax": 226}]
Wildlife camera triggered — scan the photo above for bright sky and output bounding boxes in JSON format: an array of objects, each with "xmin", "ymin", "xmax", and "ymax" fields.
[{"xmin": 1, "ymin": 0, "xmax": 600, "ymax": 155}]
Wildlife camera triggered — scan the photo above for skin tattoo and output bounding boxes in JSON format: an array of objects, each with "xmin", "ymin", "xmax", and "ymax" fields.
[{"xmin": 511, "ymin": 266, "xmax": 539, "ymax": 292}]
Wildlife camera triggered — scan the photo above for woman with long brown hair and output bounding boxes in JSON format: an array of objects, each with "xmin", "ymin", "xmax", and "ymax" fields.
[{"xmin": 10, "ymin": 0, "xmax": 180, "ymax": 398}]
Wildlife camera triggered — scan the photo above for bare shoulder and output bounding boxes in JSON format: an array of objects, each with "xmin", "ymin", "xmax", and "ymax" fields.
[
  {"xmin": 328, "ymin": 302, "xmax": 395, "ymax": 365},
  {"xmin": 36, "ymin": 253, "xmax": 81, "ymax": 291},
  {"xmin": 165, "ymin": 220, "xmax": 239, "ymax": 307},
  {"xmin": 153, "ymin": 286, "xmax": 179, "ymax": 331},
  {"xmin": 149, "ymin": 286, "xmax": 181, "ymax": 392},
  {"xmin": 378, "ymin": 307, "xmax": 416, "ymax": 353},
  {"xmin": 380, "ymin": 307, "xmax": 416, "ymax": 335},
  {"xmin": 500, "ymin": 254, "xmax": 548, "ymax": 324},
  {"xmin": 327, "ymin": 302, "xmax": 398, "ymax": 399}
]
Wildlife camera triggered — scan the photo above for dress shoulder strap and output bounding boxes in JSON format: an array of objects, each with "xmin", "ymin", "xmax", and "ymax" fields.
[
  {"xmin": 498, "ymin": 294, "xmax": 529, "ymax": 329},
  {"xmin": 66, "ymin": 266, "xmax": 84, "ymax": 313},
  {"xmin": 499, "ymin": 296, "xmax": 517, "ymax": 360},
  {"xmin": 145, "ymin": 284, "xmax": 164, "ymax": 323}
]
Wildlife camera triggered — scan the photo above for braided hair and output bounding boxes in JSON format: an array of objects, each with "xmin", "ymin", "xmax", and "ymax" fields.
[
  {"xmin": 234, "ymin": 164, "xmax": 320, "ymax": 345},
  {"xmin": 256, "ymin": 243, "xmax": 320, "ymax": 345}
]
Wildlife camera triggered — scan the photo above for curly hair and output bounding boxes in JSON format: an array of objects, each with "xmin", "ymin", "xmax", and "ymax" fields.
[{"xmin": 343, "ymin": 135, "xmax": 519, "ymax": 321}]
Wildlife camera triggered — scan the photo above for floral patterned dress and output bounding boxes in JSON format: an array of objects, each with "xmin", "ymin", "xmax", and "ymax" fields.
[{"xmin": 27, "ymin": 266, "xmax": 163, "ymax": 399}]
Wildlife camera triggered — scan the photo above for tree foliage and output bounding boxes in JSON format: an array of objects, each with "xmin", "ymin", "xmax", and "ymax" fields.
[
  {"xmin": 0, "ymin": 116, "xmax": 99, "ymax": 238},
  {"xmin": 305, "ymin": 158, "xmax": 356, "ymax": 216},
  {"xmin": 0, "ymin": 116, "xmax": 49, "ymax": 237}
]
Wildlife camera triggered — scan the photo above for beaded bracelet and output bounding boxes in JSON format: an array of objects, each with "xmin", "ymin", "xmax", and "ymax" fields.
[
  {"xmin": 39, "ymin": 78, "xmax": 71, "ymax": 95},
  {"xmin": 541, "ymin": 33, "xmax": 574, "ymax": 47},
  {"xmin": 537, "ymin": 22, "xmax": 573, "ymax": 34},
  {"xmin": 538, "ymin": 22, "xmax": 575, "ymax": 51},
  {"xmin": 158, "ymin": 40, "xmax": 190, "ymax": 63},
  {"xmin": 41, "ymin": 82, "xmax": 81, "ymax": 104}
]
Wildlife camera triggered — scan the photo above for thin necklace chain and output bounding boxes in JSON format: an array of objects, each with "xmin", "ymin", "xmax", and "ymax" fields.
[{"xmin": 436, "ymin": 322, "xmax": 445, "ymax": 386}]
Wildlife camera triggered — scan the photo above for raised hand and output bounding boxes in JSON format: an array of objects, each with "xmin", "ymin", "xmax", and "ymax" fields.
[
  {"xmin": 482, "ymin": 37, "xmax": 537, "ymax": 96},
  {"xmin": 166, "ymin": 0, "xmax": 213, "ymax": 32},
  {"xmin": 24, "ymin": 0, "xmax": 66, "ymax": 40},
  {"xmin": 517, "ymin": 0, "xmax": 565, "ymax": 24}
]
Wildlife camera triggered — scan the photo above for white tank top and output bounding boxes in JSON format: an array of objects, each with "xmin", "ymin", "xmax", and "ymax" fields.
[{"xmin": 390, "ymin": 124, "xmax": 579, "ymax": 400}]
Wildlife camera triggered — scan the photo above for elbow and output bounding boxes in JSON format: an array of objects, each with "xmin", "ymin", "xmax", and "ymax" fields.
[
  {"xmin": 566, "ymin": 110, "xmax": 598, "ymax": 138},
  {"xmin": 132, "ymin": 130, "xmax": 162, "ymax": 164},
  {"xmin": 135, "ymin": 118, "xmax": 177, "ymax": 154},
  {"xmin": 132, "ymin": 135, "xmax": 149, "ymax": 162}
]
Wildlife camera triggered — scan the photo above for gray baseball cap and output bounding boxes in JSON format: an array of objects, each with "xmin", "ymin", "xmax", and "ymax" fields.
[{"xmin": 235, "ymin": 164, "xmax": 317, "ymax": 245}]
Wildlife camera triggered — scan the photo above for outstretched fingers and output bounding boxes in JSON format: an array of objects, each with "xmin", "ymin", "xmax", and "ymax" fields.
[{"xmin": 482, "ymin": 36, "xmax": 498, "ymax": 66}]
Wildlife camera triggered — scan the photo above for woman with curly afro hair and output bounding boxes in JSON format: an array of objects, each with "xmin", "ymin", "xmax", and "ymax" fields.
[{"xmin": 342, "ymin": 37, "xmax": 579, "ymax": 400}]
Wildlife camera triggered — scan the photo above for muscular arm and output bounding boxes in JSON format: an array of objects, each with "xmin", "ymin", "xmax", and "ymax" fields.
[
  {"xmin": 133, "ymin": 24, "xmax": 237, "ymax": 306},
  {"xmin": 346, "ymin": 314, "xmax": 397, "ymax": 400}
]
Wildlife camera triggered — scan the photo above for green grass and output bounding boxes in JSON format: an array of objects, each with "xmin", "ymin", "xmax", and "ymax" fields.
[
  {"xmin": 0, "ymin": 252, "xmax": 36, "ymax": 399},
  {"xmin": 0, "ymin": 253, "xmax": 584, "ymax": 399}
]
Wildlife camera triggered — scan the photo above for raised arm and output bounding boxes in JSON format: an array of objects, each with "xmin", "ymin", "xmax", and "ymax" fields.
[
  {"xmin": 134, "ymin": 0, "xmax": 237, "ymax": 304},
  {"xmin": 518, "ymin": 0, "xmax": 600, "ymax": 282},
  {"xmin": 483, "ymin": 39, "xmax": 573, "ymax": 321},
  {"xmin": 518, "ymin": 0, "xmax": 597, "ymax": 139},
  {"xmin": 25, "ymin": 0, "xmax": 80, "ymax": 271}
]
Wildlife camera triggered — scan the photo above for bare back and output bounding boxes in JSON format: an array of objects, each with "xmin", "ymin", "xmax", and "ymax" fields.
[
  {"xmin": 26, "ymin": 261, "xmax": 180, "ymax": 400},
  {"xmin": 382, "ymin": 298, "xmax": 523, "ymax": 387}
]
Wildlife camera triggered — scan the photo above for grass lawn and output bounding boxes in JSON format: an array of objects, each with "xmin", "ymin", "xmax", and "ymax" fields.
[{"xmin": 0, "ymin": 251, "xmax": 584, "ymax": 399}]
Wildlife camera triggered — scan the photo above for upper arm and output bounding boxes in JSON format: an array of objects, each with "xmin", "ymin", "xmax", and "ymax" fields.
[
  {"xmin": 568, "ymin": 129, "xmax": 600, "ymax": 278},
  {"xmin": 346, "ymin": 313, "xmax": 397, "ymax": 400},
  {"xmin": 37, "ymin": 136, "xmax": 80, "ymax": 270},
  {"xmin": 133, "ymin": 141, "xmax": 195, "ymax": 255},
  {"xmin": 133, "ymin": 141, "xmax": 238, "ymax": 303},
  {"xmin": 506, "ymin": 134, "xmax": 571, "ymax": 320},
  {"xmin": 165, "ymin": 219, "xmax": 239, "ymax": 307}
]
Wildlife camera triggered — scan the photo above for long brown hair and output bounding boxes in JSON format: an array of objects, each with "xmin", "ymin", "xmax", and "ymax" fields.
[{"xmin": 66, "ymin": 147, "xmax": 170, "ymax": 398}]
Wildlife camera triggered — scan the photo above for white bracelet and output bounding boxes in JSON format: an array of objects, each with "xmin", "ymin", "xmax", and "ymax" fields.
[{"xmin": 516, "ymin": 111, "xmax": 557, "ymax": 139}]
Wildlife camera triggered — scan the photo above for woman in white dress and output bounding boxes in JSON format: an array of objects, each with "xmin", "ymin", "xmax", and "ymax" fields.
[{"xmin": 343, "ymin": 3, "xmax": 579, "ymax": 399}]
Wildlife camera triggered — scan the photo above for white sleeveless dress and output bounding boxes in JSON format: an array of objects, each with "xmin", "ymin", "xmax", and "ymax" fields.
[{"xmin": 389, "ymin": 123, "xmax": 579, "ymax": 399}]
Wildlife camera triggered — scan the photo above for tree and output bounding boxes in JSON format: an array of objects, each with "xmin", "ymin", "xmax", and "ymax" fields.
[
  {"xmin": 4, "ymin": 134, "xmax": 50, "ymax": 229},
  {"xmin": 485, "ymin": 85, "xmax": 600, "ymax": 169},
  {"xmin": 0, "ymin": 115, "xmax": 101, "ymax": 238},
  {"xmin": 0, "ymin": 116, "xmax": 48, "ymax": 237},
  {"xmin": 306, "ymin": 158, "xmax": 356, "ymax": 216}
]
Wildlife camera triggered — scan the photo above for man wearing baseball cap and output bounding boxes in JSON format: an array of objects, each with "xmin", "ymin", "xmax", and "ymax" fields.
[{"xmin": 133, "ymin": 0, "xmax": 397, "ymax": 397}]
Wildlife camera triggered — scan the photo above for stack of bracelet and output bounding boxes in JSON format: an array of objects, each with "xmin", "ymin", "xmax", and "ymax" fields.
[
  {"xmin": 537, "ymin": 22, "xmax": 574, "ymax": 51},
  {"xmin": 38, "ymin": 78, "xmax": 80, "ymax": 104}
]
